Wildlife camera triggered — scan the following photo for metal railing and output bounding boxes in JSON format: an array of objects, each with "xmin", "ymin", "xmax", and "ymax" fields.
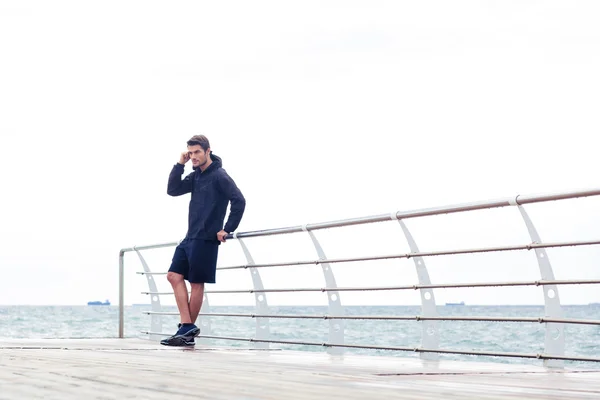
[{"xmin": 118, "ymin": 187, "xmax": 600, "ymax": 368}]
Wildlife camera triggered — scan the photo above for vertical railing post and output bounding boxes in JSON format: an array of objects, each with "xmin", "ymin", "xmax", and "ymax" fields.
[
  {"xmin": 133, "ymin": 248, "xmax": 163, "ymax": 342},
  {"xmin": 396, "ymin": 217, "xmax": 439, "ymax": 360},
  {"xmin": 303, "ymin": 226, "xmax": 344, "ymax": 355},
  {"xmin": 236, "ymin": 234, "xmax": 270, "ymax": 349},
  {"xmin": 119, "ymin": 250, "xmax": 125, "ymax": 339},
  {"xmin": 516, "ymin": 201, "xmax": 565, "ymax": 368}
]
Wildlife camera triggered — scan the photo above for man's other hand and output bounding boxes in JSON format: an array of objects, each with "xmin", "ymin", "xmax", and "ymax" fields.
[{"xmin": 217, "ymin": 230, "xmax": 228, "ymax": 242}]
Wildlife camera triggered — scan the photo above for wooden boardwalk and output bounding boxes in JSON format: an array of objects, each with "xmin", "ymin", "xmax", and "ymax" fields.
[{"xmin": 1, "ymin": 339, "xmax": 599, "ymax": 399}]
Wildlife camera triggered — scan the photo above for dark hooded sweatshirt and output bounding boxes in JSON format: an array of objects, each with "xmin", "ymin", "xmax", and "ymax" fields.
[{"xmin": 167, "ymin": 153, "xmax": 246, "ymax": 241}]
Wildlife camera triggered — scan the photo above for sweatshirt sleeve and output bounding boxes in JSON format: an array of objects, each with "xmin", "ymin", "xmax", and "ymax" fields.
[
  {"xmin": 167, "ymin": 163, "xmax": 193, "ymax": 196},
  {"xmin": 217, "ymin": 171, "xmax": 246, "ymax": 233}
]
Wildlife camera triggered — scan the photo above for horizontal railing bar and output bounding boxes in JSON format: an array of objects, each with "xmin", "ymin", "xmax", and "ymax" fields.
[
  {"xmin": 134, "ymin": 239, "xmax": 600, "ymax": 276},
  {"xmin": 141, "ymin": 311, "xmax": 600, "ymax": 326},
  {"xmin": 140, "ymin": 279, "xmax": 600, "ymax": 296},
  {"xmin": 120, "ymin": 242, "xmax": 179, "ymax": 253},
  {"xmin": 216, "ymin": 239, "xmax": 600, "ymax": 271},
  {"xmin": 226, "ymin": 188, "xmax": 600, "ymax": 239},
  {"xmin": 517, "ymin": 188, "xmax": 600, "ymax": 205},
  {"xmin": 140, "ymin": 331, "xmax": 600, "ymax": 362},
  {"xmin": 415, "ymin": 279, "xmax": 600, "ymax": 289},
  {"xmin": 136, "ymin": 272, "xmax": 166, "ymax": 275}
]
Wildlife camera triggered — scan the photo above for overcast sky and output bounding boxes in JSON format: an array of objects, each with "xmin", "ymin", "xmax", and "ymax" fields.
[{"xmin": 1, "ymin": 0, "xmax": 599, "ymax": 307}]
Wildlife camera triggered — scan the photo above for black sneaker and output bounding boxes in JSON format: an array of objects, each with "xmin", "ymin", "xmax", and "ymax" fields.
[
  {"xmin": 177, "ymin": 323, "xmax": 200, "ymax": 338},
  {"xmin": 160, "ymin": 335, "xmax": 195, "ymax": 347},
  {"xmin": 184, "ymin": 337, "xmax": 195, "ymax": 346},
  {"xmin": 160, "ymin": 323, "xmax": 200, "ymax": 346}
]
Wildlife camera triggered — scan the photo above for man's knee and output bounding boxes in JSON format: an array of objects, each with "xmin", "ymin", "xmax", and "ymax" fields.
[{"xmin": 167, "ymin": 271, "xmax": 183, "ymax": 285}]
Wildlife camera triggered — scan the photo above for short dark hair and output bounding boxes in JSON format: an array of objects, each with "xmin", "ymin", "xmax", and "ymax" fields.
[{"xmin": 187, "ymin": 135, "xmax": 210, "ymax": 151}]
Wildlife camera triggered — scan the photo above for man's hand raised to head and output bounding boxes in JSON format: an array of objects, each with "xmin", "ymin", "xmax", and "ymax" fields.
[
  {"xmin": 217, "ymin": 230, "xmax": 228, "ymax": 243},
  {"xmin": 178, "ymin": 151, "xmax": 190, "ymax": 165}
]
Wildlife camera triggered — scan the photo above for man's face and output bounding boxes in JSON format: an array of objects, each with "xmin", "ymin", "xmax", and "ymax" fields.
[{"xmin": 188, "ymin": 145, "xmax": 209, "ymax": 168}]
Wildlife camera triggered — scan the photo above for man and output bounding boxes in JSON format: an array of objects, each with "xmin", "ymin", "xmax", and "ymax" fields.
[{"xmin": 161, "ymin": 134, "xmax": 246, "ymax": 346}]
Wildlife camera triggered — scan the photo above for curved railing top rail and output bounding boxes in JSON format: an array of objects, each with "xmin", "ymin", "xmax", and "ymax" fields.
[
  {"xmin": 226, "ymin": 188, "xmax": 600, "ymax": 240},
  {"xmin": 118, "ymin": 188, "xmax": 600, "ymax": 253}
]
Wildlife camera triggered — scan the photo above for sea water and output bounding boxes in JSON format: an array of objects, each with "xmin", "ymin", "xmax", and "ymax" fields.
[{"xmin": 1, "ymin": 304, "xmax": 599, "ymax": 369}]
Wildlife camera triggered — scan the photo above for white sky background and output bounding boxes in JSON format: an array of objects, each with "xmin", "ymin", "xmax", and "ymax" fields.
[{"xmin": 0, "ymin": 0, "xmax": 599, "ymax": 306}]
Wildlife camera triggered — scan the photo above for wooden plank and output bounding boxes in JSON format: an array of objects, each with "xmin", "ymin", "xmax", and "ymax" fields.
[{"xmin": 1, "ymin": 339, "xmax": 599, "ymax": 399}]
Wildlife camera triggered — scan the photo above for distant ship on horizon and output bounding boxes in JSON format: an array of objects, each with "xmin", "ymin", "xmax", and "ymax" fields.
[
  {"xmin": 445, "ymin": 301, "xmax": 465, "ymax": 306},
  {"xmin": 87, "ymin": 299, "xmax": 110, "ymax": 306}
]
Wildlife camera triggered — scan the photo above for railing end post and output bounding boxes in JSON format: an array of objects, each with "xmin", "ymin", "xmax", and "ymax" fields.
[{"xmin": 118, "ymin": 250, "xmax": 125, "ymax": 339}]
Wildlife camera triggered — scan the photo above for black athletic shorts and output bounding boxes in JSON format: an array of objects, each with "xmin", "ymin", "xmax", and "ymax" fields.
[{"xmin": 168, "ymin": 238, "xmax": 220, "ymax": 284}]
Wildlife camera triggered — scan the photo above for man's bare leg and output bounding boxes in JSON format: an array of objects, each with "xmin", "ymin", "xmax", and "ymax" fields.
[
  {"xmin": 167, "ymin": 272, "xmax": 192, "ymax": 324},
  {"xmin": 189, "ymin": 282, "xmax": 205, "ymax": 325}
]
